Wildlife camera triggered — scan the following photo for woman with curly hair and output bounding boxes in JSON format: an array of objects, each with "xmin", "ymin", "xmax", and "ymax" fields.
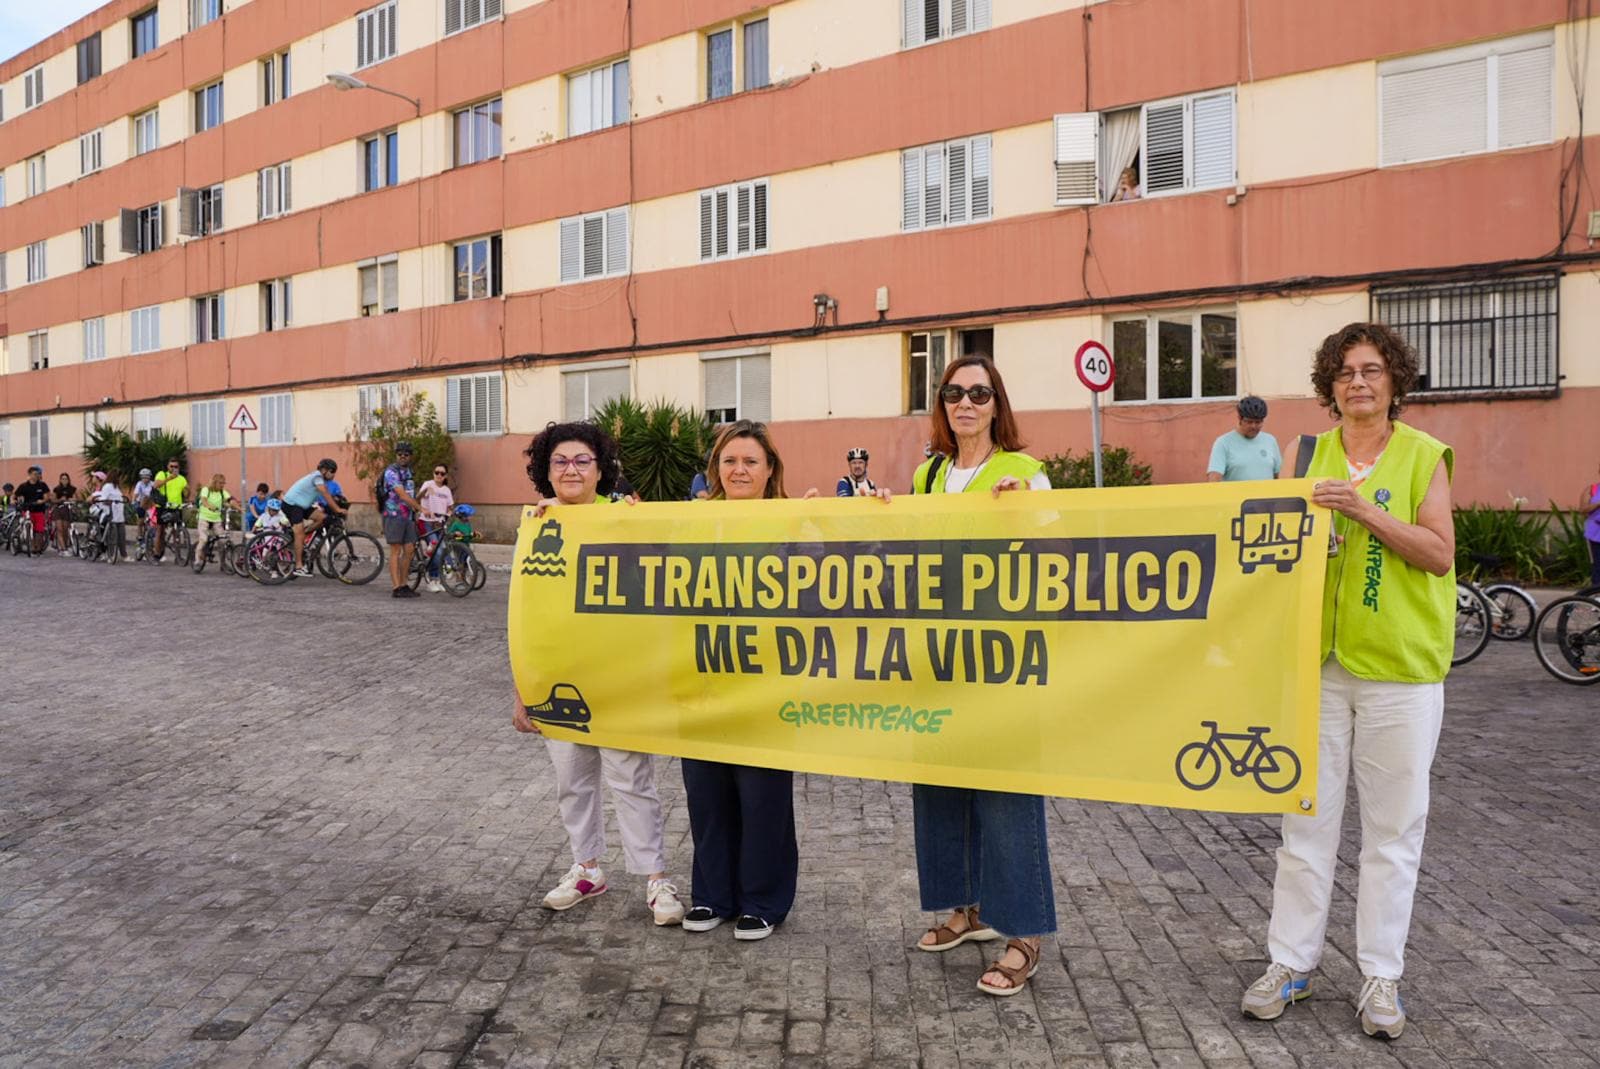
[
  {"xmin": 510, "ymin": 421, "xmax": 686, "ymax": 928},
  {"xmin": 1241, "ymin": 323, "xmax": 1455, "ymax": 1041}
]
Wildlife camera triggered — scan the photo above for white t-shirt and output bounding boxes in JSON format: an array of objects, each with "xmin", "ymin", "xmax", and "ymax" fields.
[
  {"xmin": 942, "ymin": 464, "xmax": 1051, "ymax": 494},
  {"xmin": 256, "ymin": 511, "xmax": 288, "ymax": 530},
  {"xmin": 93, "ymin": 484, "xmax": 125, "ymax": 523},
  {"xmin": 418, "ymin": 480, "xmax": 455, "ymax": 522}
]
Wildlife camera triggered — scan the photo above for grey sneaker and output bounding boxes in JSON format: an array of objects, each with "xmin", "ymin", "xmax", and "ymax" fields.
[
  {"xmin": 1356, "ymin": 976, "xmax": 1405, "ymax": 1039},
  {"xmin": 541, "ymin": 864, "xmax": 607, "ymax": 911},
  {"xmin": 1241, "ymin": 963, "xmax": 1313, "ymax": 1020}
]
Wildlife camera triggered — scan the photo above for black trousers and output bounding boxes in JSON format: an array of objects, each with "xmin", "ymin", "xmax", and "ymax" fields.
[{"xmin": 681, "ymin": 759, "xmax": 798, "ymax": 924}]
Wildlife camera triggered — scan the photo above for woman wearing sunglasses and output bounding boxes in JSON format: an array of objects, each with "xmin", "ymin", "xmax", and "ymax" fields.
[
  {"xmin": 416, "ymin": 464, "xmax": 455, "ymax": 593},
  {"xmin": 510, "ymin": 421, "xmax": 687, "ymax": 928},
  {"xmin": 908, "ymin": 354, "xmax": 1055, "ymax": 997}
]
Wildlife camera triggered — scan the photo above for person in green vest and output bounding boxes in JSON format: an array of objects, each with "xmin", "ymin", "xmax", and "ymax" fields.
[
  {"xmin": 1241, "ymin": 323, "xmax": 1455, "ymax": 1041},
  {"xmin": 909, "ymin": 354, "xmax": 1054, "ymax": 998}
]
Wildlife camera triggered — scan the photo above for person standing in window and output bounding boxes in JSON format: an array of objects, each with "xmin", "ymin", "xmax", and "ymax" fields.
[{"xmin": 1207, "ymin": 396, "xmax": 1281, "ymax": 482}]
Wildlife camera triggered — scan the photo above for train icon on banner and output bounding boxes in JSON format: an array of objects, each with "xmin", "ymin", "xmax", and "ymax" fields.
[
  {"xmin": 1229, "ymin": 497, "xmax": 1315, "ymax": 575},
  {"xmin": 525, "ymin": 684, "xmax": 592, "ymax": 733}
]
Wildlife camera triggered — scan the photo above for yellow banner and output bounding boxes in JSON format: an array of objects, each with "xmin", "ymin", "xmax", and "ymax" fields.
[{"xmin": 508, "ymin": 482, "xmax": 1328, "ymax": 814}]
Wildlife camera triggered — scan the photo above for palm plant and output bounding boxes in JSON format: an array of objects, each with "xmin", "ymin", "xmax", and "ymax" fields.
[{"xmin": 592, "ymin": 397, "xmax": 716, "ymax": 502}]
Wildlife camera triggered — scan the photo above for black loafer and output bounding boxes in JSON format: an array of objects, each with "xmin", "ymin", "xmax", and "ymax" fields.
[{"xmin": 733, "ymin": 915, "xmax": 775, "ymax": 941}]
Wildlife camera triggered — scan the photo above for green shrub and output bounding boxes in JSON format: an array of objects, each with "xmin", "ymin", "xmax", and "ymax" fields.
[
  {"xmin": 1545, "ymin": 504, "xmax": 1593, "ymax": 587},
  {"xmin": 1453, "ymin": 504, "xmax": 1549, "ymax": 581},
  {"xmin": 344, "ymin": 387, "xmax": 453, "ymax": 500},
  {"xmin": 593, "ymin": 397, "xmax": 715, "ymax": 502},
  {"xmin": 1041, "ymin": 445, "xmax": 1154, "ymax": 489},
  {"xmin": 82, "ymin": 424, "xmax": 189, "ymax": 485}
]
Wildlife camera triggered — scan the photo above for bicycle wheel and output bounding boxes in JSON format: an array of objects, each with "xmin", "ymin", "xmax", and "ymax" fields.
[
  {"xmin": 439, "ymin": 543, "xmax": 474, "ymax": 597},
  {"xmin": 1482, "ymin": 583, "xmax": 1537, "ymax": 641},
  {"xmin": 1452, "ymin": 582, "xmax": 1492, "ymax": 666},
  {"xmin": 330, "ymin": 532, "xmax": 386, "ymax": 586},
  {"xmin": 1533, "ymin": 595, "xmax": 1600, "ymax": 685},
  {"xmin": 247, "ymin": 533, "xmax": 294, "ymax": 586},
  {"xmin": 191, "ymin": 539, "xmax": 210, "ymax": 573},
  {"xmin": 219, "ymin": 541, "xmax": 236, "ymax": 576},
  {"xmin": 170, "ymin": 525, "xmax": 194, "ymax": 567},
  {"xmin": 1252, "ymin": 745, "xmax": 1303, "ymax": 794},
  {"xmin": 1174, "ymin": 742, "xmax": 1222, "ymax": 791},
  {"xmin": 313, "ymin": 537, "xmax": 337, "ymax": 580},
  {"xmin": 469, "ymin": 553, "xmax": 487, "ymax": 591}
]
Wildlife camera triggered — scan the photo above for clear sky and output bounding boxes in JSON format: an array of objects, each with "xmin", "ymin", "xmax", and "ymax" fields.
[{"xmin": 1, "ymin": 0, "xmax": 105, "ymax": 67}]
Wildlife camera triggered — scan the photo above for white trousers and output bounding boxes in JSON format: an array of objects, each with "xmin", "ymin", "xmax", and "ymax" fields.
[
  {"xmin": 1267, "ymin": 659, "xmax": 1444, "ymax": 980},
  {"xmin": 544, "ymin": 739, "xmax": 666, "ymax": 876}
]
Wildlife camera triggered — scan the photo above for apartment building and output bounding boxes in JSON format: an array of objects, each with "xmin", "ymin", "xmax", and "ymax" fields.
[{"xmin": 0, "ymin": 0, "xmax": 1595, "ymax": 519}]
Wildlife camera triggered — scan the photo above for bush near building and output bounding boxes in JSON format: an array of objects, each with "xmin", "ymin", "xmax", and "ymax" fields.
[
  {"xmin": 82, "ymin": 424, "xmax": 188, "ymax": 485},
  {"xmin": 593, "ymin": 397, "xmax": 716, "ymax": 502},
  {"xmin": 1453, "ymin": 503, "xmax": 1591, "ymax": 586},
  {"xmin": 344, "ymin": 389, "xmax": 454, "ymax": 502},
  {"xmin": 1042, "ymin": 446, "xmax": 1154, "ymax": 489}
]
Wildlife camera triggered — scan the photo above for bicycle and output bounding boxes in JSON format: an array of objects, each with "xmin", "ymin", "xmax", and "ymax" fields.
[
  {"xmin": 1532, "ymin": 589, "xmax": 1600, "ymax": 686},
  {"xmin": 136, "ymin": 503, "xmax": 192, "ymax": 566},
  {"xmin": 245, "ymin": 527, "xmax": 297, "ymax": 585},
  {"xmin": 2, "ymin": 505, "xmax": 39, "ymax": 557},
  {"xmin": 74, "ymin": 501, "xmax": 127, "ymax": 564},
  {"xmin": 304, "ymin": 512, "xmax": 386, "ymax": 585},
  {"xmin": 1175, "ymin": 721, "xmax": 1303, "ymax": 794},
  {"xmin": 1459, "ymin": 554, "xmax": 1538, "ymax": 642},
  {"xmin": 408, "ymin": 520, "xmax": 481, "ymax": 597},
  {"xmin": 191, "ymin": 507, "xmax": 244, "ymax": 575},
  {"xmin": 1453, "ymin": 581, "xmax": 1494, "ymax": 666}
]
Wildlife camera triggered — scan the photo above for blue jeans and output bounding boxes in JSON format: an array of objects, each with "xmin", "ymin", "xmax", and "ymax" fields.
[{"xmin": 913, "ymin": 784, "xmax": 1056, "ymax": 938}]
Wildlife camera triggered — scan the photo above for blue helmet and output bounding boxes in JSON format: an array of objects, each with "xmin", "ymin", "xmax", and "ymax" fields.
[
  {"xmin": 454, "ymin": 503, "xmax": 476, "ymax": 517},
  {"xmin": 265, "ymin": 498, "xmax": 282, "ymax": 510}
]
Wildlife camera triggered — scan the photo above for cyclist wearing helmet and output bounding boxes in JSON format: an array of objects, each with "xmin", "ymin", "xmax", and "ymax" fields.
[
  {"xmin": 447, "ymin": 503, "xmax": 476, "ymax": 543},
  {"xmin": 282, "ymin": 459, "xmax": 346, "ymax": 576},
  {"xmin": 1207, "ymin": 395, "xmax": 1281, "ymax": 482},
  {"xmin": 255, "ymin": 498, "xmax": 289, "ymax": 531},
  {"xmin": 381, "ymin": 441, "xmax": 423, "ymax": 598},
  {"xmin": 836, "ymin": 448, "xmax": 878, "ymax": 497}
]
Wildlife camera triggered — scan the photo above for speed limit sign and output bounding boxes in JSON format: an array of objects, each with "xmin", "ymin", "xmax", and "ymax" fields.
[{"xmin": 1074, "ymin": 340, "xmax": 1115, "ymax": 392}]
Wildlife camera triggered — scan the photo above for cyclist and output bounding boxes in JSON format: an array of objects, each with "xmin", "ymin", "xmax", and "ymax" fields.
[
  {"xmin": 381, "ymin": 441, "xmax": 423, "ymax": 599},
  {"xmin": 131, "ymin": 468, "xmax": 157, "ymax": 514},
  {"xmin": 255, "ymin": 498, "xmax": 289, "ymax": 531},
  {"xmin": 152, "ymin": 459, "xmax": 190, "ymax": 561},
  {"xmin": 51, "ymin": 472, "xmax": 78, "ymax": 553},
  {"xmin": 90, "ymin": 472, "xmax": 127, "ymax": 561},
  {"xmin": 281, "ymin": 459, "xmax": 345, "ymax": 577},
  {"xmin": 195, "ymin": 474, "xmax": 233, "ymax": 560},
  {"xmin": 0, "ymin": 483, "xmax": 11, "ymax": 512},
  {"xmin": 244, "ymin": 482, "xmax": 271, "ymax": 533},
  {"xmin": 835, "ymin": 448, "xmax": 877, "ymax": 497},
  {"xmin": 15, "ymin": 466, "xmax": 50, "ymax": 552},
  {"xmin": 417, "ymin": 463, "xmax": 455, "ymax": 592}
]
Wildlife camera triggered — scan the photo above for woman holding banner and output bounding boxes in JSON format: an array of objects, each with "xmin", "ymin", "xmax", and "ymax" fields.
[
  {"xmin": 680, "ymin": 420, "xmax": 816, "ymax": 942},
  {"xmin": 511, "ymin": 421, "xmax": 687, "ymax": 928},
  {"xmin": 1241, "ymin": 323, "xmax": 1454, "ymax": 1040},
  {"xmin": 908, "ymin": 354, "xmax": 1056, "ymax": 997}
]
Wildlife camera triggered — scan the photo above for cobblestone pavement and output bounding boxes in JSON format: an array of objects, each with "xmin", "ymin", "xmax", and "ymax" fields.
[{"xmin": 2, "ymin": 554, "xmax": 1597, "ymax": 1069}]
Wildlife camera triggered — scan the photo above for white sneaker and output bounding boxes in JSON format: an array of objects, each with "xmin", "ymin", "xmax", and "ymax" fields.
[
  {"xmin": 541, "ymin": 863, "xmax": 606, "ymax": 911},
  {"xmin": 647, "ymin": 878, "xmax": 685, "ymax": 926},
  {"xmin": 1356, "ymin": 976, "xmax": 1405, "ymax": 1039},
  {"xmin": 426, "ymin": 579, "xmax": 445, "ymax": 593},
  {"xmin": 1241, "ymin": 963, "xmax": 1313, "ymax": 1020}
]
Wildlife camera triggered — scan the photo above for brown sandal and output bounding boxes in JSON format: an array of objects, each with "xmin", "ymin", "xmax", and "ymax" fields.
[
  {"xmin": 916, "ymin": 906, "xmax": 1003, "ymax": 953},
  {"xmin": 976, "ymin": 938, "xmax": 1040, "ymax": 996}
]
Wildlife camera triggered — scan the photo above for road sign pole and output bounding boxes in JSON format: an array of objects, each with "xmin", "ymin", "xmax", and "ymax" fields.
[
  {"xmin": 1073, "ymin": 340, "xmax": 1115, "ymax": 491},
  {"xmin": 1090, "ymin": 390, "xmax": 1103, "ymax": 489},
  {"xmin": 239, "ymin": 430, "xmax": 247, "ymax": 526}
]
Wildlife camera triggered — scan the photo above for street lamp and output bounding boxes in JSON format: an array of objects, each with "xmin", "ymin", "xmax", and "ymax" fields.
[{"xmin": 326, "ymin": 71, "xmax": 421, "ymax": 115}]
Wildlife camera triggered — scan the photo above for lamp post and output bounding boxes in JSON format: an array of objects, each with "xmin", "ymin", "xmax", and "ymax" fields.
[{"xmin": 326, "ymin": 72, "xmax": 421, "ymax": 115}]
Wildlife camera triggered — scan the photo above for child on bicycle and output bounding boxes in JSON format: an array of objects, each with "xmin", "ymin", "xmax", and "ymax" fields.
[
  {"xmin": 255, "ymin": 498, "xmax": 289, "ymax": 532},
  {"xmin": 447, "ymin": 503, "xmax": 476, "ymax": 543},
  {"xmin": 245, "ymin": 483, "xmax": 271, "ymax": 532},
  {"xmin": 91, "ymin": 473, "xmax": 127, "ymax": 560}
]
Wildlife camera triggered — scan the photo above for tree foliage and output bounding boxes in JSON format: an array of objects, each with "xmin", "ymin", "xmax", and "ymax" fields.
[
  {"xmin": 81, "ymin": 424, "xmax": 189, "ymax": 485},
  {"xmin": 591, "ymin": 397, "xmax": 716, "ymax": 502},
  {"xmin": 344, "ymin": 387, "xmax": 454, "ymax": 499},
  {"xmin": 1041, "ymin": 445, "xmax": 1155, "ymax": 489}
]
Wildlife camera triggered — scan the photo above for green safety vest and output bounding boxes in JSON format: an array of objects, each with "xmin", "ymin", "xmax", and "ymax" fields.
[
  {"xmin": 911, "ymin": 450, "xmax": 1046, "ymax": 495},
  {"xmin": 1307, "ymin": 421, "xmax": 1455, "ymax": 683}
]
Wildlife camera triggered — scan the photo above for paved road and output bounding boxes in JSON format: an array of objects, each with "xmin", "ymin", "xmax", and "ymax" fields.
[{"xmin": 1, "ymin": 554, "xmax": 1596, "ymax": 1068}]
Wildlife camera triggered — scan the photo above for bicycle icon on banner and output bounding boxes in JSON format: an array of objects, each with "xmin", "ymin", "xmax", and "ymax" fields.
[{"xmin": 1175, "ymin": 722, "xmax": 1303, "ymax": 794}]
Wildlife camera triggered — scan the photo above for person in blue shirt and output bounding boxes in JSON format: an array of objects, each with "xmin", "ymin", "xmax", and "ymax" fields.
[
  {"xmin": 281, "ymin": 460, "xmax": 346, "ymax": 576},
  {"xmin": 245, "ymin": 483, "xmax": 271, "ymax": 532},
  {"xmin": 1207, "ymin": 396, "xmax": 1281, "ymax": 482}
]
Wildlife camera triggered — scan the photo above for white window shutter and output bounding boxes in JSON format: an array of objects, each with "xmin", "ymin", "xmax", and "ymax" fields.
[
  {"xmin": 485, "ymin": 0, "xmax": 502, "ymax": 20},
  {"xmin": 604, "ymin": 208, "xmax": 628, "ymax": 274},
  {"xmin": 922, "ymin": 144, "xmax": 944, "ymax": 228},
  {"xmin": 1380, "ymin": 58, "xmax": 1487, "ymax": 165},
  {"xmin": 592, "ymin": 366, "xmax": 629, "ymax": 410},
  {"xmin": 970, "ymin": 135, "xmax": 991, "ymax": 219},
  {"xmin": 946, "ymin": 140, "xmax": 969, "ymax": 224},
  {"xmin": 446, "ymin": 377, "xmax": 461, "ymax": 432},
  {"xmin": 699, "ymin": 192, "xmax": 714, "ymax": 260},
  {"xmin": 361, "ymin": 265, "xmax": 378, "ymax": 310},
  {"xmin": 486, "ymin": 375, "xmax": 503, "ymax": 432},
  {"xmin": 1190, "ymin": 91, "xmax": 1235, "ymax": 189},
  {"xmin": 471, "ymin": 375, "xmax": 489, "ymax": 433},
  {"xmin": 568, "ymin": 71, "xmax": 592, "ymax": 136},
  {"xmin": 704, "ymin": 359, "xmax": 736, "ymax": 414},
  {"xmin": 559, "ymin": 218, "xmax": 581, "ymax": 282},
  {"xmin": 902, "ymin": 0, "xmax": 924, "ymax": 48},
  {"xmin": 952, "ymin": 0, "xmax": 968, "ymax": 36},
  {"xmin": 901, "ymin": 149, "xmax": 922, "ymax": 230},
  {"xmin": 753, "ymin": 181, "xmax": 768, "ymax": 251},
  {"xmin": 1053, "ymin": 113, "xmax": 1098, "ymax": 205},
  {"xmin": 713, "ymin": 188, "xmax": 730, "ymax": 257},
  {"xmin": 735, "ymin": 184, "xmax": 752, "ymax": 253},
  {"xmin": 973, "ymin": 0, "xmax": 991, "ymax": 30},
  {"xmin": 385, "ymin": 3, "xmax": 397, "ymax": 59},
  {"xmin": 581, "ymin": 215, "xmax": 604, "ymax": 278},
  {"xmin": 741, "ymin": 355, "xmax": 772, "ymax": 423},
  {"xmin": 357, "ymin": 14, "xmax": 368, "ymax": 67},
  {"xmin": 281, "ymin": 163, "xmax": 292, "ymax": 212},
  {"xmin": 1143, "ymin": 101, "xmax": 1186, "ymax": 192},
  {"xmin": 563, "ymin": 373, "xmax": 587, "ymax": 419},
  {"xmin": 1497, "ymin": 46, "xmax": 1552, "ymax": 148},
  {"xmin": 445, "ymin": 0, "xmax": 462, "ymax": 35}
]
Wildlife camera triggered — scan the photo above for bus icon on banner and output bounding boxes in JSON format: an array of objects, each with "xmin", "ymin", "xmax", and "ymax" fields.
[{"xmin": 1229, "ymin": 497, "xmax": 1314, "ymax": 575}]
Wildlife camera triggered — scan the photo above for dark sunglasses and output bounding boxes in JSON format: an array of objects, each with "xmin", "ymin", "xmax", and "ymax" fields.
[{"xmin": 940, "ymin": 384, "xmax": 996, "ymax": 405}]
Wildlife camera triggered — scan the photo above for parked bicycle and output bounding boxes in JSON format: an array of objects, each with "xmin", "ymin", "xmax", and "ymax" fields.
[
  {"xmin": 135, "ymin": 502, "xmax": 192, "ymax": 566},
  {"xmin": 1532, "ymin": 589, "xmax": 1600, "ymax": 686},
  {"xmin": 191, "ymin": 507, "xmax": 244, "ymax": 575},
  {"xmin": 408, "ymin": 507, "xmax": 486, "ymax": 597},
  {"xmin": 2, "ymin": 505, "xmax": 38, "ymax": 557},
  {"xmin": 1453, "ymin": 581, "xmax": 1494, "ymax": 666},
  {"xmin": 1458, "ymin": 554, "xmax": 1538, "ymax": 642}
]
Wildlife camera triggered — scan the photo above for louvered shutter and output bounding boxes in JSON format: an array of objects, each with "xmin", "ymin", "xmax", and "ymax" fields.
[
  {"xmin": 281, "ymin": 164, "xmax": 292, "ymax": 212},
  {"xmin": 488, "ymin": 375, "xmax": 504, "ymax": 432},
  {"xmin": 740, "ymin": 356, "xmax": 772, "ymax": 422},
  {"xmin": 969, "ymin": 135, "xmax": 991, "ymax": 219},
  {"xmin": 972, "ymin": 0, "xmax": 991, "ymax": 30},
  {"xmin": 559, "ymin": 219, "xmax": 581, "ymax": 282},
  {"xmin": 753, "ymin": 181, "xmax": 768, "ymax": 251},
  {"xmin": 155, "ymin": 204, "xmax": 165, "ymax": 247},
  {"xmin": 1190, "ymin": 92, "xmax": 1235, "ymax": 189},
  {"xmin": 446, "ymin": 377, "xmax": 462, "ymax": 432},
  {"xmin": 922, "ymin": 144, "xmax": 944, "ymax": 228},
  {"xmin": 563, "ymin": 373, "xmax": 587, "ymax": 419},
  {"xmin": 361, "ymin": 265, "xmax": 378, "ymax": 312},
  {"xmin": 258, "ymin": 168, "xmax": 271, "ymax": 218},
  {"xmin": 714, "ymin": 189, "xmax": 730, "ymax": 256},
  {"xmin": 465, "ymin": 0, "xmax": 483, "ymax": 28},
  {"xmin": 735, "ymin": 184, "xmax": 752, "ymax": 253},
  {"xmin": 591, "ymin": 367, "xmax": 629, "ymax": 411},
  {"xmin": 952, "ymin": 0, "xmax": 968, "ymax": 36},
  {"xmin": 485, "ymin": 0, "xmax": 502, "ymax": 18},
  {"xmin": 381, "ymin": 260, "xmax": 398, "ymax": 310},
  {"xmin": 604, "ymin": 208, "xmax": 628, "ymax": 274},
  {"xmin": 901, "ymin": 149, "xmax": 923, "ymax": 230},
  {"xmin": 1143, "ymin": 101, "xmax": 1186, "ymax": 192},
  {"xmin": 470, "ymin": 375, "xmax": 488, "ymax": 433},
  {"xmin": 699, "ymin": 193, "xmax": 715, "ymax": 260},
  {"xmin": 902, "ymin": 0, "xmax": 923, "ymax": 48},
  {"xmin": 357, "ymin": 12, "xmax": 369, "ymax": 67},
  {"xmin": 704, "ymin": 359, "xmax": 737, "ymax": 416},
  {"xmin": 946, "ymin": 140, "xmax": 969, "ymax": 224},
  {"xmin": 178, "ymin": 187, "xmax": 199, "ymax": 236},
  {"xmin": 1380, "ymin": 58, "xmax": 1487, "ymax": 165},
  {"xmin": 581, "ymin": 216, "xmax": 604, "ymax": 278},
  {"xmin": 1497, "ymin": 46, "xmax": 1552, "ymax": 148},
  {"xmin": 1053, "ymin": 113, "xmax": 1098, "ymax": 204},
  {"xmin": 384, "ymin": 2, "xmax": 397, "ymax": 58},
  {"xmin": 445, "ymin": 0, "xmax": 462, "ymax": 36},
  {"xmin": 120, "ymin": 208, "xmax": 138, "ymax": 253}
]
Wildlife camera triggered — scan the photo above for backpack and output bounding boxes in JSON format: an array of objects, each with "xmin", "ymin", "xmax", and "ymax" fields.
[{"xmin": 374, "ymin": 470, "xmax": 391, "ymax": 512}]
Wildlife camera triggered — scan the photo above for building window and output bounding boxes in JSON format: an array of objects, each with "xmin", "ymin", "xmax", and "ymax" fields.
[
  {"xmin": 194, "ymin": 81, "xmax": 223, "ymax": 132},
  {"xmin": 132, "ymin": 8, "xmax": 159, "ymax": 58},
  {"xmin": 24, "ymin": 67, "xmax": 44, "ymax": 110},
  {"xmin": 453, "ymin": 98, "xmax": 503, "ymax": 165},
  {"xmin": 178, "ymin": 184, "xmax": 224, "ymax": 236},
  {"xmin": 1139, "ymin": 90, "xmax": 1235, "ymax": 196},
  {"xmin": 706, "ymin": 17, "xmax": 768, "ymax": 102},
  {"xmin": 133, "ymin": 109, "xmax": 159, "ymax": 155},
  {"xmin": 901, "ymin": 134, "xmax": 991, "ymax": 231},
  {"xmin": 356, "ymin": 1, "xmax": 397, "ymax": 68},
  {"xmin": 82, "ymin": 222, "xmax": 105, "ymax": 268},
  {"xmin": 84, "ymin": 318, "xmax": 107, "ymax": 362},
  {"xmin": 258, "ymin": 162, "xmax": 291, "ymax": 219},
  {"xmin": 362, "ymin": 130, "xmax": 399, "ymax": 191},
  {"xmin": 194, "ymin": 293, "xmax": 225, "ymax": 343},
  {"xmin": 903, "ymin": 0, "xmax": 990, "ymax": 48},
  {"xmin": 1110, "ymin": 310, "xmax": 1237, "ymax": 403},
  {"xmin": 77, "ymin": 33, "xmax": 103, "ymax": 84},
  {"xmin": 445, "ymin": 373, "xmax": 503, "ymax": 434},
  {"xmin": 260, "ymin": 393, "xmax": 293, "ymax": 445},
  {"xmin": 1374, "ymin": 274, "xmax": 1558, "ymax": 392},
  {"xmin": 262, "ymin": 51, "xmax": 291, "ymax": 105},
  {"xmin": 359, "ymin": 256, "xmax": 400, "ymax": 315},
  {"xmin": 190, "ymin": 399, "xmax": 226, "ymax": 449},
  {"xmin": 189, "ymin": 0, "xmax": 221, "ymax": 31},
  {"xmin": 358, "ymin": 382, "xmax": 401, "ymax": 433},
  {"xmin": 699, "ymin": 179, "xmax": 769, "ymax": 261},
  {"xmin": 121, "ymin": 203, "xmax": 165, "ymax": 255},
  {"xmin": 567, "ymin": 59, "xmax": 629, "ymax": 136},
  {"xmin": 261, "ymin": 278, "xmax": 292, "ymax": 331},
  {"xmin": 130, "ymin": 306, "xmax": 161, "ymax": 353},
  {"xmin": 80, "ymin": 130, "xmax": 104, "ymax": 176},
  {"xmin": 28, "ymin": 331, "xmax": 49, "ymax": 371},
  {"xmin": 445, "ymin": 0, "xmax": 502, "ymax": 36},
  {"xmin": 30, "ymin": 417, "xmax": 50, "ymax": 456},
  {"xmin": 133, "ymin": 407, "xmax": 162, "ymax": 440},
  {"xmin": 452, "ymin": 236, "xmax": 503, "ymax": 301},
  {"xmin": 703, "ymin": 352, "xmax": 771, "ymax": 423},
  {"xmin": 905, "ymin": 328, "xmax": 992, "ymax": 413},
  {"xmin": 25, "ymin": 154, "xmax": 45, "ymax": 197},
  {"xmin": 559, "ymin": 209, "xmax": 629, "ymax": 283},
  {"xmin": 25, "ymin": 241, "xmax": 46, "ymax": 284},
  {"xmin": 562, "ymin": 364, "xmax": 631, "ymax": 420},
  {"xmin": 1381, "ymin": 31, "xmax": 1552, "ymax": 167}
]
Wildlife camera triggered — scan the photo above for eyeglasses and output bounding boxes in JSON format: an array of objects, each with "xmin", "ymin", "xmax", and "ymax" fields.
[
  {"xmin": 433, "ymin": 470, "xmax": 447, "ymax": 476},
  {"xmin": 551, "ymin": 455, "xmax": 596, "ymax": 472},
  {"xmin": 940, "ymin": 384, "xmax": 997, "ymax": 405},
  {"xmin": 1333, "ymin": 366, "xmax": 1387, "ymax": 384}
]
